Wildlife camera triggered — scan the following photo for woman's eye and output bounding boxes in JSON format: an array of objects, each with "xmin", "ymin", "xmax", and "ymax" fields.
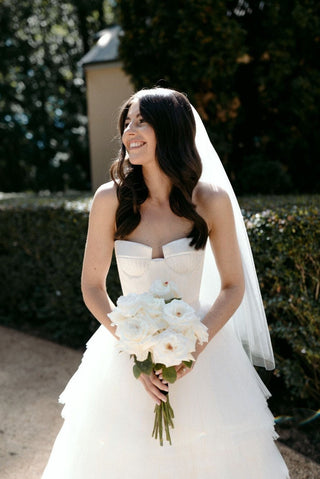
[{"xmin": 124, "ymin": 118, "xmax": 145, "ymax": 129}]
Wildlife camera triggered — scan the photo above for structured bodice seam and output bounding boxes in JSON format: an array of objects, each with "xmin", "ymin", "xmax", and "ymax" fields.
[
  {"xmin": 115, "ymin": 237, "xmax": 194, "ymax": 260},
  {"xmin": 116, "ymin": 251, "xmax": 203, "ymax": 260}
]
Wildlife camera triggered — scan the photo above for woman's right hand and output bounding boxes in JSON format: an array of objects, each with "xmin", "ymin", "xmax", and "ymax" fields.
[{"xmin": 139, "ymin": 372, "xmax": 169, "ymax": 405}]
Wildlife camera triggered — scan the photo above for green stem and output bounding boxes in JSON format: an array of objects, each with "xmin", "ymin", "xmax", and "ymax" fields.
[
  {"xmin": 152, "ymin": 405, "xmax": 159, "ymax": 439},
  {"xmin": 159, "ymin": 402, "xmax": 163, "ymax": 446},
  {"xmin": 151, "ymin": 394, "xmax": 175, "ymax": 446},
  {"xmin": 164, "ymin": 399, "xmax": 174, "ymax": 428},
  {"xmin": 163, "ymin": 402, "xmax": 172, "ymax": 444},
  {"xmin": 167, "ymin": 395, "xmax": 175, "ymax": 420}
]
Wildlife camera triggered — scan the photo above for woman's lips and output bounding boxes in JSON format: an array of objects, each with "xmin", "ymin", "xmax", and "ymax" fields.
[{"xmin": 128, "ymin": 141, "xmax": 146, "ymax": 150}]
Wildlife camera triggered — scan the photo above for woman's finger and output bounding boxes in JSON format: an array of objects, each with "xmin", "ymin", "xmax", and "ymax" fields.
[
  {"xmin": 176, "ymin": 363, "xmax": 194, "ymax": 379},
  {"xmin": 139, "ymin": 374, "xmax": 168, "ymax": 405},
  {"xmin": 176, "ymin": 366, "xmax": 187, "ymax": 379},
  {"xmin": 150, "ymin": 373, "xmax": 169, "ymax": 391}
]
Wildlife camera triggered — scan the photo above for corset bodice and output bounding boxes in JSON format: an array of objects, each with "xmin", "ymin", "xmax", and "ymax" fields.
[{"xmin": 115, "ymin": 237, "xmax": 205, "ymax": 309}]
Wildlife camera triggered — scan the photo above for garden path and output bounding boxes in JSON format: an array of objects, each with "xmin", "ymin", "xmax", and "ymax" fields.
[{"xmin": 0, "ymin": 326, "xmax": 319, "ymax": 479}]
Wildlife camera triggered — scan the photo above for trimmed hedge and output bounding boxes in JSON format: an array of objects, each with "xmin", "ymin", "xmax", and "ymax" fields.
[
  {"xmin": 240, "ymin": 195, "xmax": 320, "ymax": 410},
  {"xmin": 0, "ymin": 192, "xmax": 121, "ymax": 348},
  {"xmin": 0, "ymin": 192, "xmax": 319, "ymax": 410}
]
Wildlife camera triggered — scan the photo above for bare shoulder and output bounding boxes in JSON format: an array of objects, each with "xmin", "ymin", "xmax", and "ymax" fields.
[
  {"xmin": 193, "ymin": 181, "xmax": 229, "ymax": 204},
  {"xmin": 91, "ymin": 181, "xmax": 118, "ymax": 212},
  {"xmin": 193, "ymin": 181, "xmax": 232, "ymax": 230}
]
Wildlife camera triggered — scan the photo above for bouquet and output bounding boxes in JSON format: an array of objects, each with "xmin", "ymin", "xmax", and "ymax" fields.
[{"xmin": 109, "ymin": 280, "xmax": 208, "ymax": 446}]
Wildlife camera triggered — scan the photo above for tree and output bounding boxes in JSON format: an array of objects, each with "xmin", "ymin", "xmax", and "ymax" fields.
[
  {"xmin": 117, "ymin": 0, "xmax": 320, "ymax": 194},
  {"xmin": 117, "ymin": 0, "xmax": 245, "ymax": 164},
  {"xmin": 231, "ymin": 0, "xmax": 320, "ymax": 194},
  {"xmin": 0, "ymin": 0, "xmax": 116, "ymax": 191}
]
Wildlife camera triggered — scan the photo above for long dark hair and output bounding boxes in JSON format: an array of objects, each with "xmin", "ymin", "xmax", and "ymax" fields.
[{"xmin": 110, "ymin": 88, "xmax": 208, "ymax": 249}]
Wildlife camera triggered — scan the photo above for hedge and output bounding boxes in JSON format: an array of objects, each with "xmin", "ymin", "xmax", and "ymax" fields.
[
  {"xmin": 0, "ymin": 192, "xmax": 121, "ymax": 348},
  {"xmin": 240, "ymin": 195, "xmax": 320, "ymax": 411},
  {"xmin": 0, "ymin": 192, "xmax": 319, "ymax": 410}
]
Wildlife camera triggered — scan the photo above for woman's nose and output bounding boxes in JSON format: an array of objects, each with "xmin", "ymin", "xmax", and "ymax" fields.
[{"xmin": 124, "ymin": 121, "xmax": 135, "ymax": 134}]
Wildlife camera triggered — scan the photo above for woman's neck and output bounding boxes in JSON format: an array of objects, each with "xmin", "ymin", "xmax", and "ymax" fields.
[{"xmin": 142, "ymin": 164, "xmax": 172, "ymax": 205}]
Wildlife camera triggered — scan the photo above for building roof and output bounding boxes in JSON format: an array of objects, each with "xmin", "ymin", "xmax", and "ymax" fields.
[{"xmin": 79, "ymin": 25, "xmax": 121, "ymax": 67}]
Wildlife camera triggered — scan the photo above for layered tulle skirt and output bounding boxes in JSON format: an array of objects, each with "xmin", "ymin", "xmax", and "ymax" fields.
[{"xmin": 42, "ymin": 316, "xmax": 289, "ymax": 478}]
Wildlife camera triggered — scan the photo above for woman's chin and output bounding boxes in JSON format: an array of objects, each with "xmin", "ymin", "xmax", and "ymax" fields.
[{"xmin": 128, "ymin": 157, "xmax": 143, "ymax": 166}]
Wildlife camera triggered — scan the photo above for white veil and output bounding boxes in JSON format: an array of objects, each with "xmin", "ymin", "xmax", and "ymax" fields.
[{"xmin": 192, "ymin": 106, "xmax": 275, "ymax": 371}]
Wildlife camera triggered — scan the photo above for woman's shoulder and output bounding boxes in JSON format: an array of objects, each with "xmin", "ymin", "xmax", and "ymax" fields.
[
  {"xmin": 193, "ymin": 181, "xmax": 233, "ymax": 230},
  {"xmin": 91, "ymin": 181, "xmax": 118, "ymax": 212},
  {"xmin": 193, "ymin": 181, "xmax": 230, "ymax": 207}
]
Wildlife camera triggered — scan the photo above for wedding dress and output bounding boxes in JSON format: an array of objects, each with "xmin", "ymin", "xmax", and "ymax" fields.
[{"xmin": 42, "ymin": 237, "xmax": 289, "ymax": 479}]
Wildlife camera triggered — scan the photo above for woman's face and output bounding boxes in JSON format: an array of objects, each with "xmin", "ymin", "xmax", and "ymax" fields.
[{"xmin": 122, "ymin": 99, "xmax": 157, "ymax": 167}]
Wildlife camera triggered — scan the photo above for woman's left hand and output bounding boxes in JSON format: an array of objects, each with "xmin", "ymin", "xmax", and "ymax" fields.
[
  {"xmin": 155, "ymin": 343, "xmax": 203, "ymax": 382},
  {"xmin": 175, "ymin": 343, "xmax": 204, "ymax": 380},
  {"xmin": 155, "ymin": 361, "xmax": 195, "ymax": 382},
  {"xmin": 175, "ymin": 362, "xmax": 195, "ymax": 379}
]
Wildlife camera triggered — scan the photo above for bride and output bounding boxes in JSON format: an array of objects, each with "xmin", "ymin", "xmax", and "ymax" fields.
[{"xmin": 42, "ymin": 87, "xmax": 289, "ymax": 478}]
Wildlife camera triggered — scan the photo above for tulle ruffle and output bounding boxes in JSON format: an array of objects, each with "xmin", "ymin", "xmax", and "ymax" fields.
[{"xmin": 42, "ymin": 312, "xmax": 289, "ymax": 479}]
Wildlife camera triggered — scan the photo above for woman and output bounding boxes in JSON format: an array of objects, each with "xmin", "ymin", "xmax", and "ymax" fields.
[{"xmin": 42, "ymin": 88, "xmax": 289, "ymax": 478}]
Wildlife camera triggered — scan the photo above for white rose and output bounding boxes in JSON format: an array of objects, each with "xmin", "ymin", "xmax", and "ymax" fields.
[
  {"xmin": 116, "ymin": 315, "xmax": 159, "ymax": 342},
  {"xmin": 140, "ymin": 295, "xmax": 165, "ymax": 319},
  {"xmin": 149, "ymin": 280, "xmax": 181, "ymax": 301},
  {"xmin": 108, "ymin": 309, "xmax": 127, "ymax": 326},
  {"xmin": 133, "ymin": 309, "xmax": 167, "ymax": 331},
  {"xmin": 183, "ymin": 321, "xmax": 209, "ymax": 345},
  {"xmin": 116, "ymin": 292, "xmax": 154, "ymax": 316},
  {"xmin": 193, "ymin": 321, "xmax": 209, "ymax": 344},
  {"xmin": 117, "ymin": 340, "xmax": 150, "ymax": 362},
  {"xmin": 163, "ymin": 299, "xmax": 199, "ymax": 331},
  {"xmin": 116, "ymin": 316, "xmax": 158, "ymax": 361},
  {"xmin": 150, "ymin": 329, "xmax": 195, "ymax": 368}
]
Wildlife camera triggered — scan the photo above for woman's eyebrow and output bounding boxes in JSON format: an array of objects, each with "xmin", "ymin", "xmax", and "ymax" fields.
[{"xmin": 125, "ymin": 113, "xmax": 142, "ymax": 120}]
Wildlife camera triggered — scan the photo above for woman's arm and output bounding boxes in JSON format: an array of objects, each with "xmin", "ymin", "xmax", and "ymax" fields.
[
  {"xmin": 82, "ymin": 181, "xmax": 169, "ymax": 403},
  {"xmin": 178, "ymin": 184, "xmax": 245, "ymax": 373},
  {"xmin": 81, "ymin": 181, "xmax": 119, "ymax": 338}
]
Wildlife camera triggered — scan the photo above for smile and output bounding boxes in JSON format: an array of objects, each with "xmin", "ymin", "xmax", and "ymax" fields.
[{"xmin": 128, "ymin": 141, "xmax": 145, "ymax": 150}]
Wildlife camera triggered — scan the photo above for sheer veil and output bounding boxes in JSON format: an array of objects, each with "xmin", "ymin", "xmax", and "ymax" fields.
[{"xmin": 192, "ymin": 106, "xmax": 275, "ymax": 370}]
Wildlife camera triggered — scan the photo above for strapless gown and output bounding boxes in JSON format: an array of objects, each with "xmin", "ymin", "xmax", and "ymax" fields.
[{"xmin": 41, "ymin": 238, "xmax": 289, "ymax": 478}]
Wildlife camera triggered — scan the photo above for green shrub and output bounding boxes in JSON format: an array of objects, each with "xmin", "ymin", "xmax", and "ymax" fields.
[
  {"xmin": 0, "ymin": 192, "xmax": 121, "ymax": 348},
  {"xmin": 0, "ymin": 193, "xmax": 319, "ymax": 410},
  {"xmin": 239, "ymin": 195, "xmax": 320, "ymax": 409}
]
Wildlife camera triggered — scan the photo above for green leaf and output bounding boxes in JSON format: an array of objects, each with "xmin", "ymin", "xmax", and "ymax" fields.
[
  {"xmin": 162, "ymin": 366, "xmax": 177, "ymax": 383},
  {"xmin": 183, "ymin": 360, "xmax": 193, "ymax": 368},
  {"xmin": 154, "ymin": 363, "xmax": 164, "ymax": 371},
  {"xmin": 135, "ymin": 352, "xmax": 153, "ymax": 375},
  {"xmin": 164, "ymin": 296, "xmax": 181, "ymax": 304},
  {"xmin": 133, "ymin": 364, "xmax": 142, "ymax": 379}
]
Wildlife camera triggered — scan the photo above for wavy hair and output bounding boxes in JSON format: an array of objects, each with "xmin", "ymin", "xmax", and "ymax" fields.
[{"xmin": 110, "ymin": 88, "xmax": 208, "ymax": 249}]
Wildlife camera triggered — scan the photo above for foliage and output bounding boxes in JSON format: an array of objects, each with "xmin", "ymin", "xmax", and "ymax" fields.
[
  {"xmin": 117, "ymin": 0, "xmax": 245, "ymax": 158},
  {"xmin": 117, "ymin": 0, "xmax": 320, "ymax": 194},
  {"xmin": 1, "ymin": 1, "xmax": 319, "ymax": 194},
  {"xmin": 232, "ymin": 0, "xmax": 320, "ymax": 195},
  {"xmin": 0, "ymin": 193, "xmax": 319, "ymax": 410},
  {"xmin": 0, "ymin": 192, "xmax": 121, "ymax": 348},
  {"xmin": 240, "ymin": 196, "xmax": 320, "ymax": 409},
  {"xmin": 0, "ymin": 0, "xmax": 116, "ymax": 192}
]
